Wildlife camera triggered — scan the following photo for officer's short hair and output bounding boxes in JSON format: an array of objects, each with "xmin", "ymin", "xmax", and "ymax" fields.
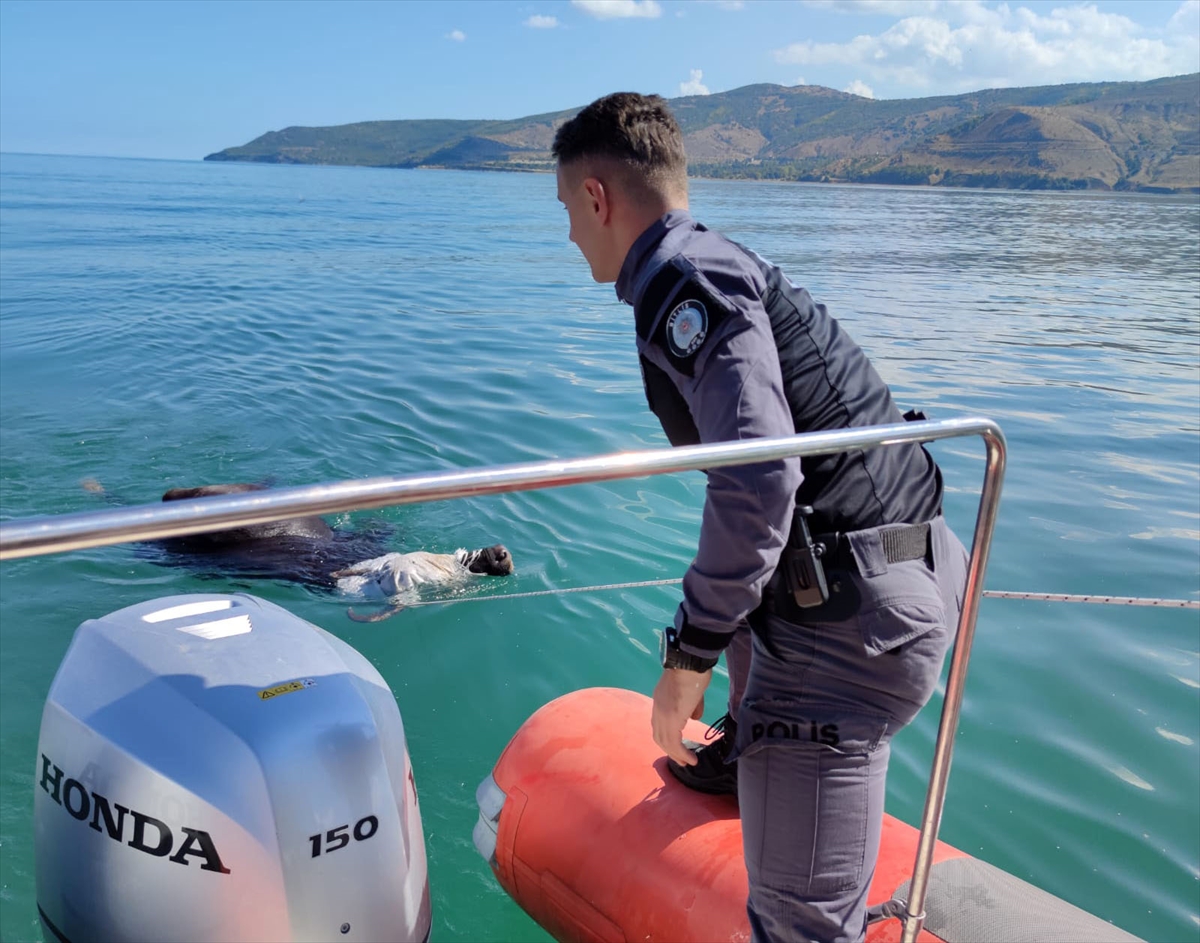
[{"xmin": 553, "ymin": 92, "xmax": 687, "ymax": 197}]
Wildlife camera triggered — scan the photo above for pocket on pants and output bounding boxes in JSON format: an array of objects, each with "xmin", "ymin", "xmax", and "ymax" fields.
[
  {"xmin": 855, "ymin": 561, "xmax": 946, "ymax": 657},
  {"xmin": 735, "ymin": 698, "xmax": 887, "ymax": 896},
  {"xmin": 859, "ymin": 599, "xmax": 946, "ymax": 657}
]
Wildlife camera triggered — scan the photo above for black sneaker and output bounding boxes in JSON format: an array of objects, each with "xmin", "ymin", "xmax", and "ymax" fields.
[{"xmin": 667, "ymin": 713, "xmax": 738, "ymax": 796}]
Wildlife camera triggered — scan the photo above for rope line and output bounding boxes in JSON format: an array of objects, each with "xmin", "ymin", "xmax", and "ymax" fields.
[
  {"xmin": 978, "ymin": 590, "xmax": 1198, "ymax": 608},
  {"xmin": 398, "ymin": 577, "xmax": 685, "ymax": 608},
  {"xmin": 397, "ymin": 579, "xmax": 1200, "ymax": 610}
]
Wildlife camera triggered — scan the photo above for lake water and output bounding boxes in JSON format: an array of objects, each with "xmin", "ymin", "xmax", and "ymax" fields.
[{"xmin": 1, "ymin": 153, "xmax": 1197, "ymax": 942}]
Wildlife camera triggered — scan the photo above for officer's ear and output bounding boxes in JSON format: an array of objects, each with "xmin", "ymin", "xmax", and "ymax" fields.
[{"xmin": 582, "ymin": 177, "xmax": 611, "ymax": 225}]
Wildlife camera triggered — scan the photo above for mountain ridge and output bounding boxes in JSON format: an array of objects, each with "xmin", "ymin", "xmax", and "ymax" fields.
[{"xmin": 205, "ymin": 74, "xmax": 1200, "ymax": 192}]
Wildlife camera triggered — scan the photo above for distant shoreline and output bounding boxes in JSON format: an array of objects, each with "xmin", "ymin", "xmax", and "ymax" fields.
[
  {"xmin": 414, "ymin": 161, "xmax": 1200, "ymax": 194},
  {"xmin": 5, "ymin": 151, "xmax": 1197, "ymax": 197}
]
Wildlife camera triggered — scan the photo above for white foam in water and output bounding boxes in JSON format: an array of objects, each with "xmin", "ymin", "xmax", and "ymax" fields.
[{"xmin": 1107, "ymin": 765, "xmax": 1155, "ymax": 791}]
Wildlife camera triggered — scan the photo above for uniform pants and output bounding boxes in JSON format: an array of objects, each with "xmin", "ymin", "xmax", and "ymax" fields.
[{"xmin": 723, "ymin": 516, "xmax": 969, "ymax": 943}]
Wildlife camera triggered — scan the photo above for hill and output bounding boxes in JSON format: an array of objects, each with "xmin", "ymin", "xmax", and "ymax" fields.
[{"xmin": 205, "ymin": 74, "xmax": 1200, "ymax": 192}]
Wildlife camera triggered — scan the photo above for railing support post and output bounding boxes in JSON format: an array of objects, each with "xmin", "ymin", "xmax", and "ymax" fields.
[{"xmin": 900, "ymin": 426, "xmax": 1006, "ymax": 943}]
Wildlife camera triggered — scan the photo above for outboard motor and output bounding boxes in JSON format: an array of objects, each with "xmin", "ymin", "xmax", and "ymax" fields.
[{"xmin": 33, "ymin": 594, "xmax": 430, "ymax": 943}]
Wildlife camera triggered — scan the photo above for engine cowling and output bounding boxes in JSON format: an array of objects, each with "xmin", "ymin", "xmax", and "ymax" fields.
[{"xmin": 34, "ymin": 593, "xmax": 430, "ymax": 943}]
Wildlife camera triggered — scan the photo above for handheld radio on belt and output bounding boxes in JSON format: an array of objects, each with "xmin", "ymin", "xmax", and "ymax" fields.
[{"xmin": 782, "ymin": 505, "xmax": 829, "ymax": 608}]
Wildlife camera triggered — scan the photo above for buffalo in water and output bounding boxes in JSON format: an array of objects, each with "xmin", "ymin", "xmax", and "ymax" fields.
[
  {"xmin": 154, "ymin": 482, "xmax": 400, "ymax": 587},
  {"xmin": 83, "ymin": 481, "xmax": 514, "ymax": 619}
]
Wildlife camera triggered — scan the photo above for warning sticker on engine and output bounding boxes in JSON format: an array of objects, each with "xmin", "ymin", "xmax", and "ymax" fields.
[{"xmin": 257, "ymin": 679, "xmax": 317, "ymax": 701}]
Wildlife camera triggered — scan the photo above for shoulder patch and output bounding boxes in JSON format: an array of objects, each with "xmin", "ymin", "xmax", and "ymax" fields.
[
  {"xmin": 665, "ymin": 298, "xmax": 708, "ymax": 358},
  {"xmin": 648, "ymin": 280, "xmax": 732, "ymax": 377}
]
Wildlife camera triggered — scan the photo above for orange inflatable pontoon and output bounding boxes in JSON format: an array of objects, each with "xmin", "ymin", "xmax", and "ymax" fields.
[{"xmin": 474, "ymin": 687, "xmax": 1142, "ymax": 943}]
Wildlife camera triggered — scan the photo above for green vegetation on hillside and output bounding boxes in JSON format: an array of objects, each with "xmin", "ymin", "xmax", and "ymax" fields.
[{"xmin": 206, "ymin": 74, "xmax": 1200, "ymax": 192}]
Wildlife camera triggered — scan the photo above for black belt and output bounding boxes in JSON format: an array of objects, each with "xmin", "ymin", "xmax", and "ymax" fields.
[{"xmin": 812, "ymin": 522, "xmax": 931, "ymax": 573}]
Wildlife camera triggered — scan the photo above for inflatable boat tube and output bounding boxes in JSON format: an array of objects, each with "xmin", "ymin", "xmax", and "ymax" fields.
[{"xmin": 474, "ymin": 687, "xmax": 1143, "ymax": 943}]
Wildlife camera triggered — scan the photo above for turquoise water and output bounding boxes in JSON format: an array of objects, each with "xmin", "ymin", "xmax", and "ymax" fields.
[{"xmin": 1, "ymin": 153, "xmax": 1197, "ymax": 942}]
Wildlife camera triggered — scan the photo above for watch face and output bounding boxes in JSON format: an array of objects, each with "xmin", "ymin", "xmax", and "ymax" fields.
[{"xmin": 659, "ymin": 628, "xmax": 668, "ymax": 666}]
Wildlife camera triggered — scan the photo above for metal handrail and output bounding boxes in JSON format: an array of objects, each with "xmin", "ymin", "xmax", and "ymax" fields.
[{"xmin": 0, "ymin": 416, "xmax": 1007, "ymax": 942}]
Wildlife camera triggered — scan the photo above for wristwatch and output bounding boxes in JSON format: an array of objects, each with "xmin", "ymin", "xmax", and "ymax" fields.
[{"xmin": 660, "ymin": 626, "xmax": 719, "ymax": 673}]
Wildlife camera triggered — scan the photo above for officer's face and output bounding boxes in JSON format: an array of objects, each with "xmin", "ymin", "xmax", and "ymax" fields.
[{"xmin": 556, "ymin": 164, "xmax": 617, "ymax": 283}]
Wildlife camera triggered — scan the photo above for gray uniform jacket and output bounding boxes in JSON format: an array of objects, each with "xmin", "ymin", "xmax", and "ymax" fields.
[
  {"xmin": 616, "ymin": 211, "xmax": 802, "ymax": 661},
  {"xmin": 615, "ymin": 210, "xmax": 942, "ymax": 662}
]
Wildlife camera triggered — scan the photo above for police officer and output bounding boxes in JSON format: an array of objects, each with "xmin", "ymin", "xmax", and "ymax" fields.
[{"xmin": 553, "ymin": 93, "xmax": 969, "ymax": 943}]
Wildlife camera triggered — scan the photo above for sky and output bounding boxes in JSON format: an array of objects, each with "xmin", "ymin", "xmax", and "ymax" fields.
[{"xmin": 1, "ymin": 0, "xmax": 1197, "ymax": 160}]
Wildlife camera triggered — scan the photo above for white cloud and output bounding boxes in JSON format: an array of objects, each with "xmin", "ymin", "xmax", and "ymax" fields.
[
  {"xmin": 795, "ymin": 75, "xmax": 808, "ymax": 85},
  {"xmin": 446, "ymin": 29, "xmax": 466, "ymax": 41},
  {"xmin": 844, "ymin": 79, "xmax": 875, "ymax": 97},
  {"xmin": 802, "ymin": 0, "xmax": 941, "ymax": 15},
  {"xmin": 572, "ymin": 0, "xmax": 662, "ymax": 20},
  {"xmin": 680, "ymin": 69, "xmax": 711, "ymax": 95},
  {"xmin": 775, "ymin": 3, "xmax": 1200, "ymax": 93},
  {"xmin": 1168, "ymin": 0, "xmax": 1200, "ymax": 33},
  {"xmin": 525, "ymin": 14, "xmax": 559, "ymax": 28}
]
